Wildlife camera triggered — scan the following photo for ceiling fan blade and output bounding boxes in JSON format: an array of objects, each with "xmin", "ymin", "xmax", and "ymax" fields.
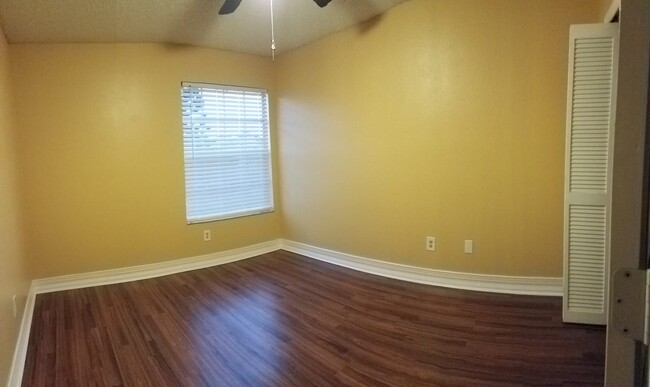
[
  {"xmin": 313, "ymin": 0, "xmax": 332, "ymax": 7},
  {"xmin": 219, "ymin": 0, "xmax": 243, "ymax": 15}
]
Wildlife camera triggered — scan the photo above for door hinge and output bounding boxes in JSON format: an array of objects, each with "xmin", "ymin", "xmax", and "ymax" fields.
[{"xmin": 611, "ymin": 268, "xmax": 649, "ymax": 343}]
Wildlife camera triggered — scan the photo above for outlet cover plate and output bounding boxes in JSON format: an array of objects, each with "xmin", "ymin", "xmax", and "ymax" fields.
[
  {"xmin": 426, "ymin": 236, "xmax": 436, "ymax": 252},
  {"xmin": 464, "ymin": 240, "xmax": 474, "ymax": 254}
]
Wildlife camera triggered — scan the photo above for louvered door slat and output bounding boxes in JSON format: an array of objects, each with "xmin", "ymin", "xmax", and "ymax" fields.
[
  {"xmin": 563, "ymin": 23, "xmax": 618, "ymax": 325},
  {"xmin": 567, "ymin": 205, "xmax": 607, "ymax": 312}
]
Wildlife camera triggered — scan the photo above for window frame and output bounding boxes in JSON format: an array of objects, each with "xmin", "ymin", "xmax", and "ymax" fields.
[{"xmin": 180, "ymin": 81, "xmax": 274, "ymax": 224}]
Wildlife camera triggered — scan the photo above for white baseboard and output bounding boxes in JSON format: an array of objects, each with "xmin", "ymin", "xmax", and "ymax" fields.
[
  {"xmin": 280, "ymin": 240, "xmax": 563, "ymax": 296},
  {"xmin": 7, "ymin": 290, "xmax": 36, "ymax": 387},
  {"xmin": 8, "ymin": 238, "xmax": 562, "ymax": 386},
  {"xmin": 31, "ymin": 239, "xmax": 282, "ymax": 294},
  {"xmin": 25, "ymin": 239, "xmax": 563, "ymax": 298}
]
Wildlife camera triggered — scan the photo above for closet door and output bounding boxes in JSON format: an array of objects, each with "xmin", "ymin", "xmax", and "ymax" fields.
[{"xmin": 563, "ymin": 23, "xmax": 619, "ymax": 325}]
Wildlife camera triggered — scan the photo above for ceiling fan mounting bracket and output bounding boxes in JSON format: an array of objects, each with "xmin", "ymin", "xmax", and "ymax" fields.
[{"xmin": 219, "ymin": 0, "xmax": 332, "ymax": 15}]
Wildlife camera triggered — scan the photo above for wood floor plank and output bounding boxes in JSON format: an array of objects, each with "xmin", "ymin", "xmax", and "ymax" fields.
[{"xmin": 22, "ymin": 250, "xmax": 605, "ymax": 386}]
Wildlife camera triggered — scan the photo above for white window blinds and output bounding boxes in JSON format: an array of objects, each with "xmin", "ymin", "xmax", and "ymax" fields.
[{"xmin": 181, "ymin": 82, "xmax": 274, "ymax": 223}]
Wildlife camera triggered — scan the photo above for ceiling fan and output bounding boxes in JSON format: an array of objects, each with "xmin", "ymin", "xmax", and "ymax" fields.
[{"xmin": 219, "ymin": 0, "xmax": 333, "ymax": 15}]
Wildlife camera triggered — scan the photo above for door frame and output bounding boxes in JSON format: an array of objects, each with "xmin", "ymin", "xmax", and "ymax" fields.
[{"xmin": 605, "ymin": 0, "xmax": 650, "ymax": 385}]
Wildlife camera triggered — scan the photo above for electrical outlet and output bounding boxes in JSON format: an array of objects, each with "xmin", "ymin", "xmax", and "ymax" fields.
[
  {"xmin": 12, "ymin": 294, "xmax": 17, "ymax": 318},
  {"xmin": 203, "ymin": 230, "xmax": 211, "ymax": 241},
  {"xmin": 426, "ymin": 236, "xmax": 436, "ymax": 252},
  {"xmin": 464, "ymin": 240, "xmax": 474, "ymax": 254}
]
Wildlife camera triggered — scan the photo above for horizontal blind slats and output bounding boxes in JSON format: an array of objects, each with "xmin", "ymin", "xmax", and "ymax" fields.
[{"xmin": 181, "ymin": 82, "xmax": 273, "ymax": 223}]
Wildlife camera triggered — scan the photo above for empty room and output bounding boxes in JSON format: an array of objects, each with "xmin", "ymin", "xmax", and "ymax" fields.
[{"xmin": 1, "ymin": 0, "xmax": 649, "ymax": 385}]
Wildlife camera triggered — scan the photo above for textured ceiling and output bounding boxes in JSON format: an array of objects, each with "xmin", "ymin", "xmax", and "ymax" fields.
[{"xmin": 0, "ymin": 0, "xmax": 409, "ymax": 56}]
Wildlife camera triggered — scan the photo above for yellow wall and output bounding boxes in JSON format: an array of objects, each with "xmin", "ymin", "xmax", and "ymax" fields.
[
  {"xmin": 11, "ymin": 44, "xmax": 282, "ymax": 278},
  {"xmin": 276, "ymin": 0, "xmax": 601, "ymax": 277},
  {"xmin": 9, "ymin": 0, "xmax": 602, "ymax": 282},
  {"xmin": 0, "ymin": 26, "xmax": 29, "ymax": 385},
  {"xmin": 598, "ymin": 0, "xmax": 615, "ymax": 20}
]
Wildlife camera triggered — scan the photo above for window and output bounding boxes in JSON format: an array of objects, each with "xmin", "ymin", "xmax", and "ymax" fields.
[{"xmin": 181, "ymin": 82, "xmax": 273, "ymax": 223}]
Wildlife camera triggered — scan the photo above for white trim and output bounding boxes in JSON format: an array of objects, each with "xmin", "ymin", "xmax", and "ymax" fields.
[
  {"xmin": 604, "ymin": 0, "xmax": 620, "ymax": 23},
  {"xmin": 31, "ymin": 239, "xmax": 282, "ymax": 294},
  {"xmin": 181, "ymin": 81, "xmax": 267, "ymax": 94},
  {"xmin": 280, "ymin": 240, "xmax": 562, "ymax": 296},
  {"xmin": 7, "ymin": 290, "xmax": 36, "ymax": 387},
  {"xmin": 28, "ymin": 238, "xmax": 562, "ymax": 297}
]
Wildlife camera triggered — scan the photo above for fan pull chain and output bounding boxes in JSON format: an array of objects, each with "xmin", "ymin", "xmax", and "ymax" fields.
[{"xmin": 270, "ymin": 0, "xmax": 276, "ymax": 60}]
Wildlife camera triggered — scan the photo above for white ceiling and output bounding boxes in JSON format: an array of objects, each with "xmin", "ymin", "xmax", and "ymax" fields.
[{"xmin": 0, "ymin": 0, "xmax": 409, "ymax": 56}]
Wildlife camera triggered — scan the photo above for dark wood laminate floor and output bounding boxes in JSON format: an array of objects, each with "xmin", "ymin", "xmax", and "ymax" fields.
[{"xmin": 22, "ymin": 250, "xmax": 605, "ymax": 386}]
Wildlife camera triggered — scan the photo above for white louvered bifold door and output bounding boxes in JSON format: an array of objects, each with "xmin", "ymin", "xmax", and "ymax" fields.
[{"xmin": 563, "ymin": 23, "xmax": 619, "ymax": 325}]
